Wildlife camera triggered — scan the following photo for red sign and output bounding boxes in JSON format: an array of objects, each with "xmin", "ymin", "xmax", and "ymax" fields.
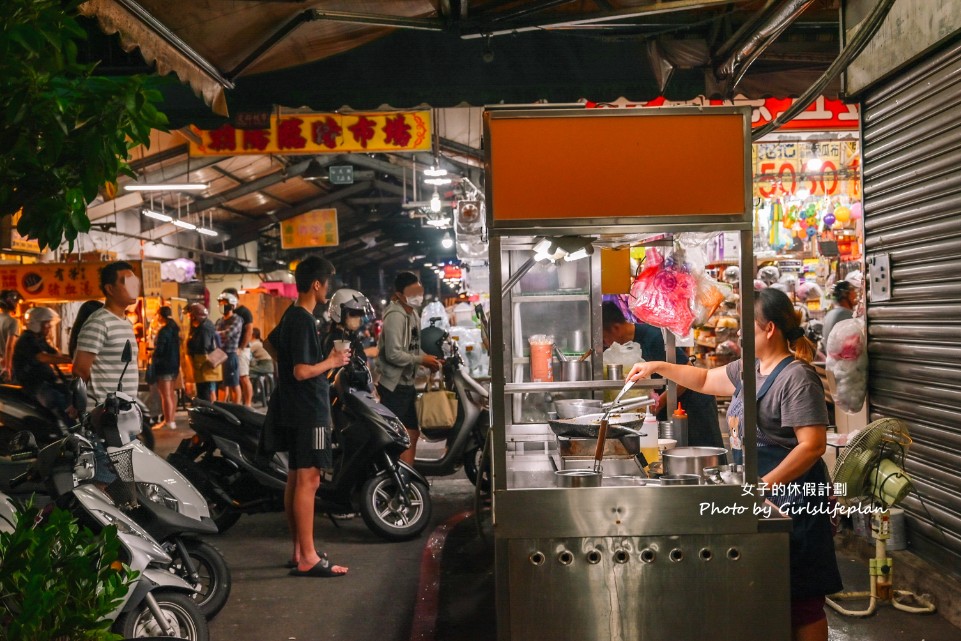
[
  {"xmin": 443, "ymin": 265, "xmax": 463, "ymax": 280},
  {"xmin": 586, "ymin": 95, "xmax": 859, "ymax": 131}
]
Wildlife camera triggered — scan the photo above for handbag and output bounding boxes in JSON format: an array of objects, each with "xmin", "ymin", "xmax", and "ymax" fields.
[
  {"xmin": 145, "ymin": 362, "xmax": 157, "ymax": 385},
  {"xmin": 206, "ymin": 347, "xmax": 228, "ymax": 368},
  {"xmin": 415, "ymin": 375, "xmax": 458, "ymax": 430},
  {"xmin": 258, "ymin": 389, "xmax": 288, "ymax": 455}
]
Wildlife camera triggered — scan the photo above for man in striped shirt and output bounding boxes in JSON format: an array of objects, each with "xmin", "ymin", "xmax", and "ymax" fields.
[{"xmin": 73, "ymin": 261, "xmax": 140, "ymax": 409}]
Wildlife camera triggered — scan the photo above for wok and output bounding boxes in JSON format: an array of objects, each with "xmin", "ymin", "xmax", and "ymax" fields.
[{"xmin": 549, "ymin": 412, "xmax": 647, "ymax": 437}]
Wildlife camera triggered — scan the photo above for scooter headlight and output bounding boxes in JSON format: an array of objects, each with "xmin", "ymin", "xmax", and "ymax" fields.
[
  {"xmin": 138, "ymin": 482, "xmax": 180, "ymax": 512},
  {"xmin": 91, "ymin": 509, "xmax": 152, "ymax": 542}
]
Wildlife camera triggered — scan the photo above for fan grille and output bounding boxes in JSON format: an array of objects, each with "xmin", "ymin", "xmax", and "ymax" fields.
[{"xmin": 832, "ymin": 418, "xmax": 911, "ymax": 505}]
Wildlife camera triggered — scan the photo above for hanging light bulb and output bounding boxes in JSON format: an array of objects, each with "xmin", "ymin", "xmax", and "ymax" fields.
[
  {"xmin": 806, "ymin": 142, "xmax": 823, "ymax": 171},
  {"xmin": 430, "ymin": 189, "xmax": 442, "ymax": 213},
  {"xmin": 441, "ymin": 231, "xmax": 454, "ymax": 249},
  {"xmin": 423, "ymin": 164, "xmax": 447, "ymax": 178}
]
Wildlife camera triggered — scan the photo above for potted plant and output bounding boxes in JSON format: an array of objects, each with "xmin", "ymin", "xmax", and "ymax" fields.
[{"xmin": 0, "ymin": 501, "xmax": 136, "ymax": 641}]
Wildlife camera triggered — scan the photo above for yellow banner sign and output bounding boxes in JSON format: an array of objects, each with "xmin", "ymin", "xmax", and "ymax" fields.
[
  {"xmin": 189, "ymin": 111, "xmax": 432, "ymax": 156},
  {"xmin": 753, "ymin": 140, "xmax": 861, "ymax": 199},
  {"xmin": 0, "ymin": 260, "xmax": 161, "ymax": 302},
  {"xmin": 281, "ymin": 209, "xmax": 339, "ymax": 250},
  {"xmin": 0, "ymin": 211, "xmax": 41, "ymax": 254}
]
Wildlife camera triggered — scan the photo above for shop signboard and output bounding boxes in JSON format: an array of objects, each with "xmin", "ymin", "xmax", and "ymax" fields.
[
  {"xmin": 587, "ymin": 95, "xmax": 859, "ymax": 131},
  {"xmin": 0, "ymin": 260, "xmax": 160, "ymax": 302},
  {"xmin": 752, "ymin": 140, "xmax": 861, "ymax": 199},
  {"xmin": 188, "ymin": 111, "xmax": 432, "ymax": 156},
  {"xmin": 0, "ymin": 210, "xmax": 41, "ymax": 254},
  {"xmin": 280, "ymin": 209, "xmax": 339, "ymax": 249}
]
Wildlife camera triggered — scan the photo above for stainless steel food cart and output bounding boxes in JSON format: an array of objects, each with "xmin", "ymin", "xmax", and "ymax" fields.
[{"xmin": 484, "ymin": 106, "xmax": 791, "ymax": 641}]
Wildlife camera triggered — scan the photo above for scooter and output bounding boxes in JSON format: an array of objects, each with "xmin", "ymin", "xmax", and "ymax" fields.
[
  {"xmin": 168, "ymin": 350, "xmax": 433, "ymax": 541},
  {"xmin": 6, "ymin": 429, "xmax": 209, "ymax": 640},
  {"xmin": 0, "ymin": 343, "xmax": 231, "ymax": 619},
  {"xmin": 416, "ymin": 325, "xmax": 490, "ymax": 486}
]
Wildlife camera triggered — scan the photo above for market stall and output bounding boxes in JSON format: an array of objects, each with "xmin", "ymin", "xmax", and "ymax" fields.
[{"xmin": 484, "ymin": 106, "xmax": 790, "ymax": 641}]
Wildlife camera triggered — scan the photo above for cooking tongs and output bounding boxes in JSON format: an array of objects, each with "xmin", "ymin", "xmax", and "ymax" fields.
[{"xmin": 593, "ymin": 378, "xmax": 637, "ymax": 473}]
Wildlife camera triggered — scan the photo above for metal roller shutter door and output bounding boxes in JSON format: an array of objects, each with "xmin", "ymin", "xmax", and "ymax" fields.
[{"xmin": 862, "ymin": 34, "xmax": 961, "ymax": 568}]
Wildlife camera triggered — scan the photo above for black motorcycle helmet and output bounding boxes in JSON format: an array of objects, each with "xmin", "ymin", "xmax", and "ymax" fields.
[{"xmin": 420, "ymin": 318, "xmax": 448, "ymax": 359}]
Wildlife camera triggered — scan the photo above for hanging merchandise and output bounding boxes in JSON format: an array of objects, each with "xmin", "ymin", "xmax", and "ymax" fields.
[
  {"xmin": 629, "ymin": 247, "xmax": 697, "ymax": 338},
  {"xmin": 826, "ymin": 318, "xmax": 868, "ymax": 413},
  {"xmin": 769, "ymin": 199, "xmax": 782, "ymax": 248}
]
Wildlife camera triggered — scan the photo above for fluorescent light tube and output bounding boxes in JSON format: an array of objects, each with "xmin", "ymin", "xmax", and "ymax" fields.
[{"xmin": 125, "ymin": 183, "xmax": 208, "ymax": 192}]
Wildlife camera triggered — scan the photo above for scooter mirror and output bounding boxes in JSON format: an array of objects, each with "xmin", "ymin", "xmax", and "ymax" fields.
[
  {"xmin": 69, "ymin": 377, "xmax": 88, "ymax": 414},
  {"xmin": 121, "ymin": 340, "xmax": 132, "ymax": 363},
  {"xmin": 7, "ymin": 430, "xmax": 38, "ymax": 458}
]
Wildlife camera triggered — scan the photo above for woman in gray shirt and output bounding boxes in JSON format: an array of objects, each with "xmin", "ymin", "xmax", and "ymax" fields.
[{"xmin": 627, "ymin": 288, "xmax": 842, "ymax": 641}]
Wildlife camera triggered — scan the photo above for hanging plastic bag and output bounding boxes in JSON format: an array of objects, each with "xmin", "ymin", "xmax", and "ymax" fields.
[
  {"xmin": 603, "ymin": 341, "xmax": 644, "ymax": 370},
  {"xmin": 421, "ymin": 301, "xmax": 450, "ymax": 330},
  {"xmin": 629, "ymin": 248, "xmax": 697, "ymax": 338},
  {"xmin": 826, "ymin": 318, "xmax": 868, "ymax": 413}
]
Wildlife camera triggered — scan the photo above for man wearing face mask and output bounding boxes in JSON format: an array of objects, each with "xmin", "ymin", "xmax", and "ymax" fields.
[
  {"xmin": 74, "ymin": 261, "xmax": 141, "ymax": 409},
  {"xmin": 376, "ymin": 272, "xmax": 442, "ymax": 466}
]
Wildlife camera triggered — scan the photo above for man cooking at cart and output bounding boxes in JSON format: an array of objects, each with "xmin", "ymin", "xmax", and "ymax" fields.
[{"xmin": 602, "ymin": 301, "xmax": 724, "ymax": 448}]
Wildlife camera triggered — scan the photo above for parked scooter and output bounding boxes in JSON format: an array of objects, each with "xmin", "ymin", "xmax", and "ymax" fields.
[
  {"xmin": 0, "ymin": 342, "xmax": 231, "ymax": 619},
  {"xmin": 417, "ymin": 320, "xmax": 490, "ymax": 486},
  {"xmin": 7, "ymin": 427, "xmax": 209, "ymax": 640},
  {"xmin": 168, "ymin": 350, "xmax": 433, "ymax": 541}
]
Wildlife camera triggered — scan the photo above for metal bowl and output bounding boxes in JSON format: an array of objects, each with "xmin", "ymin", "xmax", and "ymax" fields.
[
  {"xmin": 555, "ymin": 470, "xmax": 602, "ymax": 488},
  {"xmin": 553, "ymin": 398, "xmax": 603, "ymax": 419}
]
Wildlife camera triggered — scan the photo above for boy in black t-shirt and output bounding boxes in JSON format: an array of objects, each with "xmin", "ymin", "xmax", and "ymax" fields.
[{"xmin": 266, "ymin": 256, "xmax": 350, "ymax": 578}]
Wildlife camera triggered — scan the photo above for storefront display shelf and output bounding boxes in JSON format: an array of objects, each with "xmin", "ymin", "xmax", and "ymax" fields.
[{"xmin": 512, "ymin": 293, "xmax": 589, "ymax": 302}]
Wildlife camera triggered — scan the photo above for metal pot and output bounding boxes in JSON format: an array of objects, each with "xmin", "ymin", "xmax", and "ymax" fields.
[
  {"xmin": 553, "ymin": 398, "xmax": 602, "ymax": 419},
  {"xmin": 561, "ymin": 360, "xmax": 591, "ymax": 382},
  {"xmin": 555, "ymin": 470, "xmax": 602, "ymax": 488},
  {"xmin": 661, "ymin": 447, "xmax": 728, "ymax": 477},
  {"xmin": 660, "ymin": 474, "xmax": 701, "ymax": 486}
]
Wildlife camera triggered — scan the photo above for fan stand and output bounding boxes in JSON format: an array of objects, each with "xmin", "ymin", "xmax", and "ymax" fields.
[{"xmin": 826, "ymin": 509, "xmax": 936, "ymax": 617}]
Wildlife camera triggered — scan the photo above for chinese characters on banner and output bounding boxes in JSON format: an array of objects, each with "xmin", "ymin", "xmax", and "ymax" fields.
[
  {"xmin": 0, "ymin": 261, "xmax": 162, "ymax": 302},
  {"xmin": 281, "ymin": 209, "xmax": 339, "ymax": 250},
  {"xmin": 188, "ymin": 111, "xmax": 432, "ymax": 156},
  {"xmin": 753, "ymin": 140, "xmax": 861, "ymax": 199}
]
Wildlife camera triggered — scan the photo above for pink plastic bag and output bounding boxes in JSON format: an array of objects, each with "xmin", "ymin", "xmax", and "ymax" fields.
[{"xmin": 629, "ymin": 248, "xmax": 697, "ymax": 337}]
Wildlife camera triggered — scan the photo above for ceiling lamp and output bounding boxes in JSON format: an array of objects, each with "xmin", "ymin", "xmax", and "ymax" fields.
[
  {"xmin": 126, "ymin": 183, "xmax": 207, "ymax": 192},
  {"xmin": 805, "ymin": 142, "xmax": 823, "ymax": 171},
  {"xmin": 441, "ymin": 231, "xmax": 454, "ymax": 249},
  {"xmin": 142, "ymin": 209, "xmax": 172, "ymax": 222},
  {"xmin": 302, "ymin": 159, "xmax": 326, "ymax": 181},
  {"xmin": 430, "ymin": 189, "xmax": 442, "ymax": 213},
  {"xmin": 424, "ymin": 177, "xmax": 452, "ymax": 186},
  {"xmin": 197, "ymin": 227, "xmax": 218, "ymax": 236},
  {"xmin": 423, "ymin": 165, "xmax": 447, "ymax": 177},
  {"xmin": 172, "ymin": 219, "xmax": 197, "ymax": 230}
]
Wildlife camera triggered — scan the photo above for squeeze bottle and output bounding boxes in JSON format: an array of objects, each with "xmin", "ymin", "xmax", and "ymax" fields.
[
  {"xmin": 640, "ymin": 410, "xmax": 660, "ymax": 465},
  {"xmin": 672, "ymin": 402, "xmax": 689, "ymax": 447}
]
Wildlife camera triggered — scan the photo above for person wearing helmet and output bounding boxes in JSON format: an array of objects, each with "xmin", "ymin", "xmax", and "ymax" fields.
[
  {"xmin": 12, "ymin": 306, "xmax": 73, "ymax": 416},
  {"xmin": 220, "ymin": 288, "xmax": 254, "ymax": 406},
  {"xmin": 215, "ymin": 291, "xmax": 243, "ymax": 403},
  {"xmin": 186, "ymin": 303, "xmax": 222, "ymax": 401},
  {"xmin": 322, "ymin": 288, "xmax": 374, "ymax": 359},
  {"xmin": 0, "ymin": 290, "xmax": 20, "ymax": 381}
]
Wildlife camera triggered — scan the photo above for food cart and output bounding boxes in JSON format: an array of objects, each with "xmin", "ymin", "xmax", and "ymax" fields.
[{"xmin": 484, "ymin": 106, "xmax": 791, "ymax": 640}]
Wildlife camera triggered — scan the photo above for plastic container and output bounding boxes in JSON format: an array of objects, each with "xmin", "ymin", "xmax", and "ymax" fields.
[
  {"xmin": 639, "ymin": 411, "xmax": 661, "ymax": 465},
  {"xmin": 672, "ymin": 402, "xmax": 689, "ymax": 447},
  {"xmin": 529, "ymin": 335, "xmax": 554, "ymax": 382}
]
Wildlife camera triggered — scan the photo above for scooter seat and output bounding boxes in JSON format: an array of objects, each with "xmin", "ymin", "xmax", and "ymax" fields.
[{"xmin": 213, "ymin": 402, "xmax": 266, "ymax": 431}]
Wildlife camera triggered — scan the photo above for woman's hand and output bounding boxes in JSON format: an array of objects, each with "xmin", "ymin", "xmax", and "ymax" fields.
[{"xmin": 626, "ymin": 361, "xmax": 665, "ymax": 383}]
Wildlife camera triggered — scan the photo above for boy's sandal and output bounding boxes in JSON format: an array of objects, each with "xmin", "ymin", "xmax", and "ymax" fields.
[{"xmin": 289, "ymin": 553, "xmax": 346, "ymax": 578}]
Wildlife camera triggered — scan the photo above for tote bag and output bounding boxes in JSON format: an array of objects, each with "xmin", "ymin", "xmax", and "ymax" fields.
[{"xmin": 415, "ymin": 375, "xmax": 458, "ymax": 430}]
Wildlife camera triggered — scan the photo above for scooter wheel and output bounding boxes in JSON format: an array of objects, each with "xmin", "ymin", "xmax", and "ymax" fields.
[
  {"xmin": 463, "ymin": 445, "xmax": 491, "ymax": 493},
  {"xmin": 114, "ymin": 590, "xmax": 209, "ymax": 641},
  {"xmin": 169, "ymin": 539, "xmax": 232, "ymax": 619},
  {"xmin": 359, "ymin": 474, "xmax": 432, "ymax": 541}
]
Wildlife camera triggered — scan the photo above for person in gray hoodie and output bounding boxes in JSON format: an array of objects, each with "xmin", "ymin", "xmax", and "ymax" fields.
[{"xmin": 376, "ymin": 271, "xmax": 442, "ymax": 465}]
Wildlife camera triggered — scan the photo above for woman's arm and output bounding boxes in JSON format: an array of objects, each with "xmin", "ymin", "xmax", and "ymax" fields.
[
  {"xmin": 761, "ymin": 426, "xmax": 826, "ymax": 487},
  {"xmin": 627, "ymin": 361, "xmax": 737, "ymax": 397}
]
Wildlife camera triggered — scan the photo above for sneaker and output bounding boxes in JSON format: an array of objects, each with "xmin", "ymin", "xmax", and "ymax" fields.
[
  {"xmin": 151, "ymin": 422, "xmax": 167, "ymax": 431},
  {"xmin": 166, "ymin": 422, "xmax": 178, "ymax": 430}
]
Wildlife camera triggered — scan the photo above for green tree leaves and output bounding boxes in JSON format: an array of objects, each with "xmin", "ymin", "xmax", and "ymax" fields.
[
  {"xmin": 0, "ymin": 501, "xmax": 136, "ymax": 641},
  {"xmin": 0, "ymin": 0, "xmax": 169, "ymax": 250}
]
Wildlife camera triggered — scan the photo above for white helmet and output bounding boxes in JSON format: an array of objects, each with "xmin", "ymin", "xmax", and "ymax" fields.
[
  {"xmin": 26, "ymin": 307, "xmax": 60, "ymax": 333},
  {"xmin": 217, "ymin": 291, "xmax": 239, "ymax": 307},
  {"xmin": 328, "ymin": 288, "xmax": 374, "ymax": 324}
]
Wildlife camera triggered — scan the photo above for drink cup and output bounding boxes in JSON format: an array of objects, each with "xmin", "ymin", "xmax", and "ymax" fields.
[
  {"xmin": 334, "ymin": 339, "xmax": 351, "ymax": 355},
  {"xmin": 529, "ymin": 335, "xmax": 554, "ymax": 382}
]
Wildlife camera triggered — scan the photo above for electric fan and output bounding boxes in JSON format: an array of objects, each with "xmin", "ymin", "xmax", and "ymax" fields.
[{"xmin": 826, "ymin": 417, "xmax": 936, "ymax": 616}]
